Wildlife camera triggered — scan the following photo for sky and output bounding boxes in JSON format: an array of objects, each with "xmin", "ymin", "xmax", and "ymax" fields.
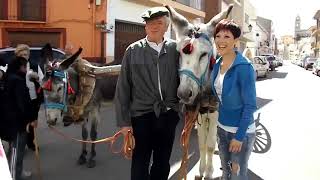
[{"xmin": 250, "ymin": 0, "xmax": 320, "ymax": 37}]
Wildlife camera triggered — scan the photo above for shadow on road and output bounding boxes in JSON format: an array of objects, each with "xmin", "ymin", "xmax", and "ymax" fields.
[
  {"xmin": 257, "ymin": 69, "xmax": 288, "ymax": 81},
  {"xmin": 213, "ymin": 170, "xmax": 264, "ymax": 180},
  {"xmin": 248, "ymin": 169, "xmax": 265, "ymax": 180},
  {"xmin": 256, "ymin": 97, "xmax": 272, "ymax": 110}
]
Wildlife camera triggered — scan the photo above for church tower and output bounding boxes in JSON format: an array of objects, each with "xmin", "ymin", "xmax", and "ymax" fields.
[{"xmin": 294, "ymin": 15, "xmax": 301, "ymax": 37}]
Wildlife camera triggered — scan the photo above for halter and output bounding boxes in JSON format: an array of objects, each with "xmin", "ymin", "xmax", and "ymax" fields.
[
  {"xmin": 43, "ymin": 70, "xmax": 69, "ymax": 112},
  {"xmin": 179, "ymin": 32, "xmax": 215, "ymax": 88}
]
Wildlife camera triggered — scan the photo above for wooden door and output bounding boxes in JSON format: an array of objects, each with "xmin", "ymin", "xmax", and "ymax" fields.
[{"xmin": 114, "ymin": 21, "xmax": 146, "ymax": 64}]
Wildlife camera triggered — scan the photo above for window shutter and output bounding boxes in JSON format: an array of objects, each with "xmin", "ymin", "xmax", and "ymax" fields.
[
  {"xmin": 0, "ymin": 0, "xmax": 8, "ymax": 20},
  {"xmin": 41, "ymin": 0, "xmax": 46, "ymax": 21}
]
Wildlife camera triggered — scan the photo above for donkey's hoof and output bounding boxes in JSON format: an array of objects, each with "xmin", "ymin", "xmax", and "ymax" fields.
[
  {"xmin": 195, "ymin": 175, "xmax": 203, "ymax": 180},
  {"xmin": 77, "ymin": 156, "xmax": 87, "ymax": 165},
  {"xmin": 87, "ymin": 159, "xmax": 96, "ymax": 168}
]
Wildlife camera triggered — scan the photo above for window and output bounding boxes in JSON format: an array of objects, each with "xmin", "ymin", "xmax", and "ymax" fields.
[
  {"xmin": 254, "ymin": 57, "xmax": 263, "ymax": 64},
  {"xmin": 174, "ymin": 0, "xmax": 204, "ymax": 10},
  {"xmin": 18, "ymin": 0, "xmax": 46, "ymax": 21},
  {"xmin": 0, "ymin": 0, "xmax": 8, "ymax": 20}
]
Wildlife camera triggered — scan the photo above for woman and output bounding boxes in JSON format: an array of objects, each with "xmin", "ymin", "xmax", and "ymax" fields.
[
  {"xmin": 5, "ymin": 56, "xmax": 35, "ymax": 180},
  {"xmin": 211, "ymin": 19, "xmax": 256, "ymax": 180},
  {"xmin": 15, "ymin": 44, "xmax": 43, "ymax": 151}
]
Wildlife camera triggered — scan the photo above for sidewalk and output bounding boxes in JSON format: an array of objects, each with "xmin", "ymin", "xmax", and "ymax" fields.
[{"xmin": 0, "ymin": 139, "xmax": 12, "ymax": 180}]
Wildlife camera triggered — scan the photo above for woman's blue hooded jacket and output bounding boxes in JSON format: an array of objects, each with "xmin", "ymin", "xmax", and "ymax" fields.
[{"xmin": 211, "ymin": 51, "xmax": 257, "ymax": 141}]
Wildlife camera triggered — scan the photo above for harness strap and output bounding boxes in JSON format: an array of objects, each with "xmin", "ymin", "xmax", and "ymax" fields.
[{"xmin": 179, "ymin": 33, "xmax": 214, "ymax": 88}]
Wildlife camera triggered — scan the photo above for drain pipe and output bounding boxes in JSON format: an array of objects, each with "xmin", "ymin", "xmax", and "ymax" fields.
[{"xmin": 100, "ymin": 20, "xmax": 106, "ymax": 64}]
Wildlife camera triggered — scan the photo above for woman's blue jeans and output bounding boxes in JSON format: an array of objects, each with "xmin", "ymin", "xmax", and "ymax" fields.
[{"xmin": 217, "ymin": 127, "xmax": 255, "ymax": 180}]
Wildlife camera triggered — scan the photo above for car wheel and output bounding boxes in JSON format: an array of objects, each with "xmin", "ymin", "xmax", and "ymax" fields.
[
  {"xmin": 264, "ymin": 71, "xmax": 267, "ymax": 78},
  {"xmin": 255, "ymin": 71, "xmax": 258, "ymax": 80},
  {"xmin": 317, "ymin": 71, "xmax": 320, "ymax": 77}
]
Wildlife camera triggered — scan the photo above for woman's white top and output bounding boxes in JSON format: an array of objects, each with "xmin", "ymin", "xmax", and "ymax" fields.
[{"xmin": 26, "ymin": 62, "xmax": 44, "ymax": 100}]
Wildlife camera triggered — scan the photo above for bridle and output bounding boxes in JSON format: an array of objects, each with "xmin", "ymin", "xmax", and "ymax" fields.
[
  {"xmin": 42, "ymin": 69, "xmax": 74, "ymax": 113},
  {"xmin": 178, "ymin": 32, "xmax": 215, "ymax": 88}
]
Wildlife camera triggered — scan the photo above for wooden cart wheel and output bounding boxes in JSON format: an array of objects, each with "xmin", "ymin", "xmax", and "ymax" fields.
[{"xmin": 253, "ymin": 122, "xmax": 271, "ymax": 153}]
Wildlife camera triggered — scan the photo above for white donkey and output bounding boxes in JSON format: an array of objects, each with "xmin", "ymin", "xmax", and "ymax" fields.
[{"xmin": 165, "ymin": 5, "xmax": 233, "ymax": 180}]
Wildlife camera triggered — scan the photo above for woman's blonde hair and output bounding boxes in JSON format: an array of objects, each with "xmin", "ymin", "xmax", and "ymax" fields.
[{"xmin": 15, "ymin": 44, "xmax": 30, "ymax": 56}]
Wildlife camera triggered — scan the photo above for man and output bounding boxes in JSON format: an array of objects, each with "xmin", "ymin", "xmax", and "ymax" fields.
[{"xmin": 114, "ymin": 7, "xmax": 180, "ymax": 180}]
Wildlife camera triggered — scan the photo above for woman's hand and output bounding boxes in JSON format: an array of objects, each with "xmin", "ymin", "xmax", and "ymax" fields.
[
  {"xmin": 30, "ymin": 120, "xmax": 38, "ymax": 128},
  {"xmin": 229, "ymin": 139, "xmax": 243, "ymax": 153}
]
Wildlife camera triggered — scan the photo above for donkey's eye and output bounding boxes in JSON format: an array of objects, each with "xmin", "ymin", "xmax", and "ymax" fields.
[
  {"xmin": 199, "ymin": 52, "xmax": 208, "ymax": 60},
  {"xmin": 187, "ymin": 29, "xmax": 193, "ymax": 38}
]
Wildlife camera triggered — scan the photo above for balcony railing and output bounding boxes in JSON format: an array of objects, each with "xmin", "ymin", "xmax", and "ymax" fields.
[{"xmin": 173, "ymin": 0, "xmax": 204, "ymax": 11}]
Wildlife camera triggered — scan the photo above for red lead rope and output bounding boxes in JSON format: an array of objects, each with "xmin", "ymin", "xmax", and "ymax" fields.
[
  {"xmin": 48, "ymin": 126, "xmax": 135, "ymax": 159},
  {"xmin": 179, "ymin": 104, "xmax": 200, "ymax": 180}
]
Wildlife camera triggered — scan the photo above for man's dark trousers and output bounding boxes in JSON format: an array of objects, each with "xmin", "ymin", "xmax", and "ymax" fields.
[{"xmin": 131, "ymin": 109, "xmax": 179, "ymax": 180}]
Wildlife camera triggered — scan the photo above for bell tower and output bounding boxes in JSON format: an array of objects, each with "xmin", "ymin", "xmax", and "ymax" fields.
[{"xmin": 294, "ymin": 15, "xmax": 301, "ymax": 37}]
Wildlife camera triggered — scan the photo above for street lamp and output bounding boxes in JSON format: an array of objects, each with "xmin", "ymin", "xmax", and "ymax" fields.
[{"xmin": 243, "ymin": 24, "xmax": 253, "ymax": 34}]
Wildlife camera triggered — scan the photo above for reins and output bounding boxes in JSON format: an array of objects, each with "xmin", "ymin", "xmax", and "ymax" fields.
[
  {"xmin": 48, "ymin": 125, "xmax": 135, "ymax": 159},
  {"xmin": 179, "ymin": 103, "xmax": 200, "ymax": 180}
]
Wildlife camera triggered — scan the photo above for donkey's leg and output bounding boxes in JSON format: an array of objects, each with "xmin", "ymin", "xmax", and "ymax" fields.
[
  {"xmin": 196, "ymin": 113, "xmax": 207, "ymax": 179},
  {"xmin": 87, "ymin": 109, "xmax": 99, "ymax": 168},
  {"xmin": 204, "ymin": 112, "xmax": 218, "ymax": 179},
  {"xmin": 78, "ymin": 122, "xmax": 88, "ymax": 165}
]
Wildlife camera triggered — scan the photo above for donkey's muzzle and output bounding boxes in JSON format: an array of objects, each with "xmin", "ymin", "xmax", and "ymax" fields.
[{"xmin": 177, "ymin": 87, "xmax": 193, "ymax": 104}]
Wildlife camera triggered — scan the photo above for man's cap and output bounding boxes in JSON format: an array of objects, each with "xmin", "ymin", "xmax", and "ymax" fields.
[{"xmin": 141, "ymin": 7, "xmax": 169, "ymax": 21}]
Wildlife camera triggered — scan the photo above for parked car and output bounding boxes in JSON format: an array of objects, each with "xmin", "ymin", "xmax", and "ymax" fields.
[
  {"xmin": 302, "ymin": 57, "xmax": 317, "ymax": 70},
  {"xmin": 299, "ymin": 56, "xmax": 310, "ymax": 67},
  {"xmin": 0, "ymin": 47, "xmax": 65, "ymax": 72},
  {"xmin": 251, "ymin": 56, "xmax": 269, "ymax": 78},
  {"xmin": 312, "ymin": 58, "xmax": 320, "ymax": 76},
  {"xmin": 261, "ymin": 54, "xmax": 277, "ymax": 71},
  {"xmin": 276, "ymin": 56, "xmax": 283, "ymax": 66}
]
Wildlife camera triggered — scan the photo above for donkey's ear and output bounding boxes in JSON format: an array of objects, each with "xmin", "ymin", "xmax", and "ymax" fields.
[
  {"xmin": 205, "ymin": 4, "xmax": 233, "ymax": 34},
  {"xmin": 165, "ymin": 5, "xmax": 192, "ymax": 39},
  {"xmin": 59, "ymin": 47, "xmax": 82, "ymax": 70},
  {"xmin": 41, "ymin": 43, "xmax": 53, "ymax": 65}
]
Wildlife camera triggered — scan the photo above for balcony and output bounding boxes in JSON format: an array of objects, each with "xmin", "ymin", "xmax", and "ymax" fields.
[
  {"xmin": 128, "ymin": 0, "xmax": 205, "ymax": 19},
  {"xmin": 173, "ymin": 0, "xmax": 204, "ymax": 11}
]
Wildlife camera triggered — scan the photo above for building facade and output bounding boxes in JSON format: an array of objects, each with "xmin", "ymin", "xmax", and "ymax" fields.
[
  {"xmin": 106, "ymin": 0, "xmax": 208, "ymax": 64},
  {"xmin": 256, "ymin": 16, "xmax": 275, "ymax": 55},
  {"xmin": 295, "ymin": 15, "xmax": 311, "ymax": 41},
  {"xmin": 0, "ymin": 0, "xmax": 107, "ymax": 62},
  {"xmin": 312, "ymin": 10, "xmax": 320, "ymax": 58}
]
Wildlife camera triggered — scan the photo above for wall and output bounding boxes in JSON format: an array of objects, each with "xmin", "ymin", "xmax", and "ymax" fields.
[
  {"xmin": 106, "ymin": 0, "xmax": 172, "ymax": 62},
  {"xmin": 0, "ymin": 0, "xmax": 106, "ymax": 60}
]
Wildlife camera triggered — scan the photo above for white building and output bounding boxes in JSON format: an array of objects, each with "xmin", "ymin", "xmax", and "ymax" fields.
[
  {"xmin": 106, "ymin": 0, "xmax": 205, "ymax": 64},
  {"xmin": 222, "ymin": 0, "xmax": 256, "ymax": 53}
]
